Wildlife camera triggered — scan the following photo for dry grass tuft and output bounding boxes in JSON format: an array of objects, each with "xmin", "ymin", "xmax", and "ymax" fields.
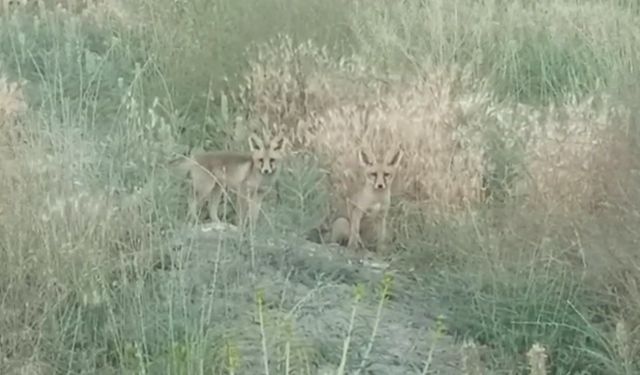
[
  {"xmin": 2, "ymin": 0, "xmax": 136, "ymax": 27},
  {"xmin": 0, "ymin": 135, "xmax": 148, "ymax": 366},
  {"xmin": 461, "ymin": 339, "xmax": 485, "ymax": 375},
  {"xmin": 3, "ymin": 359, "xmax": 53, "ymax": 375},
  {"xmin": 303, "ymin": 69, "xmax": 489, "ymax": 214},
  {"xmin": 76, "ymin": 0, "xmax": 136, "ymax": 28},
  {"xmin": 526, "ymin": 343, "xmax": 548, "ymax": 375},
  {"xmin": 240, "ymin": 41, "xmax": 490, "ymax": 212},
  {"xmin": 0, "ymin": 75, "xmax": 150, "ymax": 365},
  {"xmin": 0, "ymin": 74, "xmax": 28, "ymax": 220},
  {"xmin": 0, "ymin": 75, "xmax": 27, "ymax": 154},
  {"xmin": 239, "ymin": 34, "xmax": 383, "ymax": 148},
  {"xmin": 517, "ymin": 96, "xmax": 633, "ymax": 213},
  {"xmin": 615, "ymin": 319, "xmax": 632, "ymax": 364},
  {"xmin": 241, "ymin": 38, "xmax": 637, "ymax": 219}
]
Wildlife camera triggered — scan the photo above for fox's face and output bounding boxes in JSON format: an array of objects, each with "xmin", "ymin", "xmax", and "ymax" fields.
[
  {"xmin": 248, "ymin": 133, "xmax": 286, "ymax": 175},
  {"xmin": 358, "ymin": 148, "xmax": 403, "ymax": 191}
]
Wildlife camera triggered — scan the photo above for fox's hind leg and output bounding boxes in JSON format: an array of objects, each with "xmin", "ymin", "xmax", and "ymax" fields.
[
  {"xmin": 190, "ymin": 169, "xmax": 216, "ymax": 223},
  {"xmin": 207, "ymin": 185, "xmax": 223, "ymax": 223},
  {"xmin": 330, "ymin": 217, "xmax": 350, "ymax": 245}
]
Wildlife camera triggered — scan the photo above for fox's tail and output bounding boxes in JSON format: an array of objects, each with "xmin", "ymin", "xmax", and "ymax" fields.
[
  {"xmin": 168, "ymin": 155, "xmax": 193, "ymax": 175},
  {"xmin": 329, "ymin": 217, "xmax": 350, "ymax": 245}
]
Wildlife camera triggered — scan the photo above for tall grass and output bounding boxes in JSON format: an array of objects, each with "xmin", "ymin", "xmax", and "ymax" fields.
[
  {"xmin": 350, "ymin": 0, "xmax": 640, "ymax": 104},
  {"xmin": 0, "ymin": 0, "xmax": 639, "ymax": 373}
]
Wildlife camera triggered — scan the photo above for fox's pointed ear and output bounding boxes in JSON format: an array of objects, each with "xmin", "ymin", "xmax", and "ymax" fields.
[
  {"xmin": 386, "ymin": 149, "xmax": 403, "ymax": 168},
  {"xmin": 270, "ymin": 134, "xmax": 285, "ymax": 152},
  {"xmin": 248, "ymin": 133, "xmax": 264, "ymax": 151},
  {"xmin": 358, "ymin": 149, "xmax": 374, "ymax": 167}
]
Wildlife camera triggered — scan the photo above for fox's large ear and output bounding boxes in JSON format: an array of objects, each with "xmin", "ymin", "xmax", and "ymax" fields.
[
  {"xmin": 248, "ymin": 133, "xmax": 264, "ymax": 151},
  {"xmin": 386, "ymin": 149, "xmax": 403, "ymax": 168},
  {"xmin": 269, "ymin": 134, "xmax": 285, "ymax": 152},
  {"xmin": 358, "ymin": 149, "xmax": 374, "ymax": 167}
]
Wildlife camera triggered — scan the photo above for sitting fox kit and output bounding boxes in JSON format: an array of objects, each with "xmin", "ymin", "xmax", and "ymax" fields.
[
  {"xmin": 171, "ymin": 133, "xmax": 285, "ymax": 227},
  {"xmin": 331, "ymin": 148, "xmax": 403, "ymax": 251}
]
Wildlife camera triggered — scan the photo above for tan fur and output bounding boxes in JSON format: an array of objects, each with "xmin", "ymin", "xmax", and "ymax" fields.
[
  {"xmin": 170, "ymin": 133, "xmax": 286, "ymax": 227},
  {"xmin": 330, "ymin": 148, "xmax": 403, "ymax": 251}
]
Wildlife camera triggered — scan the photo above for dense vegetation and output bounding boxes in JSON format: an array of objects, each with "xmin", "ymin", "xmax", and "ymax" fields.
[{"xmin": 1, "ymin": 0, "xmax": 639, "ymax": 373}]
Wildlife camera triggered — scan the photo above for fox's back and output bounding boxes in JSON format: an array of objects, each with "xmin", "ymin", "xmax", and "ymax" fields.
[
  {"xmin": 194, "ymin": 151, "xmax": 252, "ymax": 169},
  {"xmin": 191, "ymin": 151, "xmax": 255, "ymax": 188}
]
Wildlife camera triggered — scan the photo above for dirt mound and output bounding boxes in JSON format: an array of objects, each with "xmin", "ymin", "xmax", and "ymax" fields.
[{"xmin": 163, "ymin": 222, "xmax": 464, "ymax": 374}]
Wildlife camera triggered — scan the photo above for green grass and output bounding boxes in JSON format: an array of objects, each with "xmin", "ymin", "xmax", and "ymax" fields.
[
  {"xmin": 350, "ymin": 0, "xmax": 640, "ymax": 104},
  {"xmin": 1, "ymin": 0, "xmax": 640, "ymax": 374}
]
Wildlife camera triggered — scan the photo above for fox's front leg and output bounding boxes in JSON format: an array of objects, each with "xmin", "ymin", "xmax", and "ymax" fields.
[
  {"xmin": 246, "ymin": 191, "xmax": 264, "ymax": 229},
  {"xmin": 190, "ymin": 184, "xmax": 209, "ymax": 223},
  {"xmin": 235, "ymin": 188, "xmax": 260, "ymax": 229},
  {"xmin": 347, "ymin": 209, "xmax": 364, "ymax": 249},
  {"xmin": 376, "ymin": 211, "xmax": 388, "ymax": 252},
  {"xmin": 235, "ymin": 191, "xmax": 249, "ymax": 227}
]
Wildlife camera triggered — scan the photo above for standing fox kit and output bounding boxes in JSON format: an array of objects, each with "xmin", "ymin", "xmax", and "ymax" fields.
[
  {"xmin": 331, "ymin": 148, "xmax": 403, "ymax": 251},
  {"xmin": 170, "ymin": 133, "xmax": 286, "ymax": 227}
]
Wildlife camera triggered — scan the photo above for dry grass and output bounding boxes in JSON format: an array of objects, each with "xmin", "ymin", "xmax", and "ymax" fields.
[
  {"xmin": 0, "ymin": 74, "xmax": 151, "ymax": 371},
  {"xmin": 302, "ymin": 70, "xmax": 488, "ymax": 213},
  {"xmin": 237, "ymin": 35, "xmax": 377, "ymax": 147},
  {"xmin": 527, "ymin": 343, "xmax": 549, "ymax": 375},
  {"xmin": 2, "ymin": 0, "xmax": 640, "ymax": 373},
  {"xmin": 0, "ymin": 75, "xmax": 27, "ymax": 153},
  {"xmin": 510, "ymin": 96, "xmax": 634, "ymax": 213},
  {"xmin": 0, "ymin": 75, "xmax": 28, "ymax": 220},
  {"xmin": 240, "ymin": 37, "xmax": 636, "ymax": 219},
  {"xmin": 1, "ymin": 0, "xmax": 137, "ymax": 30},
  {"xmin": 239, "ymin": 38, "xmax": 489, "ymax": 213}
]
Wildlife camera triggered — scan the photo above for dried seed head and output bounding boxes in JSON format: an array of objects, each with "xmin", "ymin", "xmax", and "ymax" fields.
[
  {"xmin": 526, "ymin": 343, "xmax": 548, "ymax": 375},
  {"xmin": 461, "ymin": 339, "xmax": 484, "ymax": 375},
  {"xmin": 240, "ymin": 37, "xmax": 631, "ymax": 214},
  {"xmin": 615, "ymin": 319, "xmax": 631, "ymax": 363}
]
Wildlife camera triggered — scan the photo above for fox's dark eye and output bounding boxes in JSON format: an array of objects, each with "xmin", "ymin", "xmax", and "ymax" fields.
[
  {"xmin": 269, "ymin": 158, "xmax": 275, "ymax": 164},
  {"xmin": 258, "ymin": 158, "xmax": 264, "ymax": 163},
  {"xmin": 368, "ymin": 173, "xmax": 377, "ymax": 179},
  {"xmin": 383, "ymin": 173, "xmax": 391, "ymax": 178}
]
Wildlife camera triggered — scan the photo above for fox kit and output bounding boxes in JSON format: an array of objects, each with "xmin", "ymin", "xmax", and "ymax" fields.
[
  {"xmin": 331, "ymin": 148, "xmax": 403, "ymax": 251},
  {"xmin": 170, "ymin": 133, "xmax": 286, "ymax": 227}
]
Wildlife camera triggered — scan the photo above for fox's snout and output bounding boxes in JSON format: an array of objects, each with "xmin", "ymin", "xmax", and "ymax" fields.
[
  {"xmin": 257, "ymin": 158, "xmax": 276, "ymax": 175},
  {"xmin": 368, "ymin": 172, "xmax": 390, "ymax": 190},
  {"xmin": 373, "ymin": 176, "xmax": 388, "ymax": 190}
]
